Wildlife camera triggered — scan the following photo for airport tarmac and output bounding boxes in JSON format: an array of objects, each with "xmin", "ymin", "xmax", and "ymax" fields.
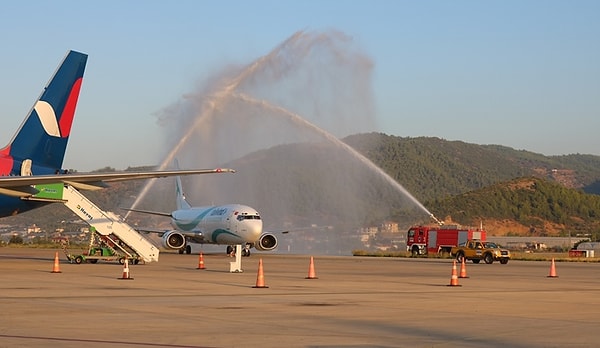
[{"xmin": 0, "ymin": 248, "xmax": 599, "ymax": 348}]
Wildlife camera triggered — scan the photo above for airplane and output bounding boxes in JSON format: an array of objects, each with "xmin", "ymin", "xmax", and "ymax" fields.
[
  {"xmin": 123, "ymin": 175, "xmax": 279, "ymax": 256},
  {"xmin": 0, "ymin": 50, "xmax": 234, "ymax": 218}
]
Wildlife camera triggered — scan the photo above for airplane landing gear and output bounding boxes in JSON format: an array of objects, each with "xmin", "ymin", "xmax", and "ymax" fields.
[
  {"xmin": 242, "ymin": 243, "xmax": 251, "ymax": 257},
  {"xmin": 228, "ymin": 244, "xmax": 251, "ymax": 257},
  {"xmin": 179, "ymin": 244, "xmax": 192, "ymax": 254}
]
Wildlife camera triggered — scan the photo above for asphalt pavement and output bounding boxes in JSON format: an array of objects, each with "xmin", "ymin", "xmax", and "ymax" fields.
[{"xmin": 0, "ymin": 248, "xmax": 598, "ymax": 348}]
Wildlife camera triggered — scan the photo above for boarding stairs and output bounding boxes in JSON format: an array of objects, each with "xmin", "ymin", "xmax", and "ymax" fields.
[{"xmin": 28, "ymin": 183, "xmax": 159, "ymax": 263}]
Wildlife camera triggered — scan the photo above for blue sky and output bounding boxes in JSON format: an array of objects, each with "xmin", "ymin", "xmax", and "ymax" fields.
[{"xmin": 0, "ymin": 1, "xmax": 598, "ymax": 171}]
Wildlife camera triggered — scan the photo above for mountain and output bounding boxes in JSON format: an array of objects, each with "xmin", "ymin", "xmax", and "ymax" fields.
[
  {"xmin": 220, "ymin": 132, "xmax": 600, "ymax": 236},
  {"xmin": 343, "ymin": 133, "xmax": 600, "ymax": 199},
  {"xmin": 2, "ymin": 133, "xmax": 600, "ymax": 242},
  {"xmin": 427, "ymin": 176, "xmax": 600, "ymax": 237}
]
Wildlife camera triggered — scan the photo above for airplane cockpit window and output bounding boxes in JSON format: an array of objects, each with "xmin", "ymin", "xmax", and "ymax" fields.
[{"xmin": 237, "ymin": 215, "xmax": 261, "ymax": 221}]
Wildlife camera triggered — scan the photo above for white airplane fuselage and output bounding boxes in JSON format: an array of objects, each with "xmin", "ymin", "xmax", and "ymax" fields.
[{"xmin": 170, "ymin": 204, "xmax": 263, "ymax": 245}]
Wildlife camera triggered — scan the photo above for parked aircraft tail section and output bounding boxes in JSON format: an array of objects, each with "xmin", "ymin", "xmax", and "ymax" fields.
[{"xmin": 1, "ymin": 50, "xmax": 87, "ymax": 176}]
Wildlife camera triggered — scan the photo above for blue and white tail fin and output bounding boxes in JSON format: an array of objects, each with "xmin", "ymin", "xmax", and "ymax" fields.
[
  {"xmin": 175, "ymin": 176, "xmax": 192, "ymax": 210},
  {"xmin": 0, "ymin": 50, "xmax": 87, "ymax": 176},
  {"xmin": 174, "ymin": 160, "xmax": 192, "ymax": 210}
]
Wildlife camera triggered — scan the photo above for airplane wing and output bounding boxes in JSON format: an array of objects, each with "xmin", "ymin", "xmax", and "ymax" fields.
[
  {"xmin": 134, "ymin": 227, "xmax": 205, "ymax": 245},
  {"xmin": 134, "ymin": 227, "xmax": 170, "ymax": 237},
  {"xmin": 120, "ymin": 207, "xmax": 172, "ymax": 218},
  {"xmin": 0, "ymin": 168, "xmax": 235, "ymax": 197},
  {"xmin": 268, "ymin": 225, "xmax": 334, "ymax": 234}
]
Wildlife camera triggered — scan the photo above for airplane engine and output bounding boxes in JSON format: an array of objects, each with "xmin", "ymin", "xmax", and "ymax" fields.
[
  {"xmin": 161, "ymin": 231, "xmax": 186, "ymax": 250},
  {"xmin": 254, "ymin": 233, "xmax": 277, "ymax": 251}
]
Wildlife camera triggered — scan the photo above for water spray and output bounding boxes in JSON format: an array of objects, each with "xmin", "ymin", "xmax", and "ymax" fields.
[
  {"xmin": 430, "ymin": 213, "xmax": 444, "ymax": 226},
  {"xmin": 233, "ymin": 92, "xmax": 434, "ymax": 217},
  {"xmin": 129, "ymin": 30, "xmax": 435, "ymax": 228}
]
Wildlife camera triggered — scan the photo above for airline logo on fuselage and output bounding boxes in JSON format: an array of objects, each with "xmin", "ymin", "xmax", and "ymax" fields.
[{"xmin": 210, "ymin": 207, "xmax": 228, "ymax": 216}]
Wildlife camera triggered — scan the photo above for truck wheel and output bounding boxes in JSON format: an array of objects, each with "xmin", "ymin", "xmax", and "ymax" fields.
[
  {"xmin": 456, "ymin": 252, "xmax": 464, "ymax": 263},
  {"xmin": 500, "ymin": 259, "xmax": 509, "ymax": 264},
  {"xmin": 75, "ymin": 256, "xmax": 83, "ymax": 264},
  {"xmin": 472, "ymin": 259, "xmax": 480, "ymax": 264},
  {"xmin": 484, "ymin": 253, "xmax": 494, "ymax": 264},
  {"xmin": 411, "ymin": 247, "xmax": 420, "ymax": 257},
  {"xmin": 119, "ymin": 257, "xmax": 125, "ymax": 265}
]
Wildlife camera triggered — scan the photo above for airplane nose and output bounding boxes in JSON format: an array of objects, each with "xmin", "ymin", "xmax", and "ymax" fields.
[{"xmin": 247, "ymin": 220, "xmax": 263, "ymax": 239}]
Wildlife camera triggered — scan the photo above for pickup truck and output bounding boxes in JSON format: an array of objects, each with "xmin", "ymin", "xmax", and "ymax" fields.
[{"xmin": 451, "ymin": 240, "xmax": 510, "ymax": 264}]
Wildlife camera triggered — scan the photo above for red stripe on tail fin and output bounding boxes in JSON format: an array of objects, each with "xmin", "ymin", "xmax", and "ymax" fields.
[{"xmin": 59, "ymin": 77, "xmax": 83, "ymax": 138}]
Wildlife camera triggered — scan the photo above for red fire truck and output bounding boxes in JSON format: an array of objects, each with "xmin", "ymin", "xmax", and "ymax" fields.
[{"xmin": 406, "ymin": 225, "xmax": 487, "ymax": 256}]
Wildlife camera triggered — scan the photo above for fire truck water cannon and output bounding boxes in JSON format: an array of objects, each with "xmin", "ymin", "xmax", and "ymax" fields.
[{"xmin": 429, "ymin": 213, "xmax": 444, "ymax": 226}]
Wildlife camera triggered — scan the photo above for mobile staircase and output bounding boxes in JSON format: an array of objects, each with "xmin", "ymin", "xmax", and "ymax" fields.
[{"xmin": 29, "ymin": 183, "xmax": 159, "ymax": 263}]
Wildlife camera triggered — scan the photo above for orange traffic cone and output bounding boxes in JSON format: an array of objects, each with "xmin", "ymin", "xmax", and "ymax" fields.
[
  {"xmin": 118, "ymin": 258, "xmax": 134, "ymax": 280},
  {"xmin": 447, "ymin": 260, "xmax": 461, "ymax": 287},
  {"xmin": 197, "ymin": 252, "xmax": 206, "ymax": 270},
  {"xmin": 252, "ymin": 258, "xmax": 268, "ymax": 288},
  {"xmin": 547, "ymin": 258, "xmax": 558, "ymax": 278},
  {"xmin": 459, "ymin": 258, "xmax": 469, "ymax": 278},
  {"xmin": 51, "ymin": 251, "xmax": 62, "ymax": 273},
  {"xmin": 305, "ymin": 256, "xmax": 318, "ymax": 279}
]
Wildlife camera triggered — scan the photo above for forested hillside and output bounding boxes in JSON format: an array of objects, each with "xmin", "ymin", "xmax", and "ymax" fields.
[
  {"xmin": 344, "ymin": 133, "xmax": 600, "ymax": 200},
  {"xmin": 3, "ymin": 133, "xmax": 600, "ymax": 239},
  {"xmin": 426, "ymin": 177, "xmax": 600, "ymax": 237}
]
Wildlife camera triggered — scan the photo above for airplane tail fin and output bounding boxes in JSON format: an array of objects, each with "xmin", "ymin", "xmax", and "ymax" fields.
[
  {"xmin": 1, "ymin": 50, "xmax": 88, "ymax": 175},
  {"xmin": 175, "ymin": 176, "xmax": 192, "ymax": 210},
  {"xmin": 174, "ymin": 160, "xmax": 192, "ymax": 210}
]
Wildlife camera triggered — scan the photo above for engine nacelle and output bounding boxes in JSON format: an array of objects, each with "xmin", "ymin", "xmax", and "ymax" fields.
[
  {"xmin": 254, "ymin": 233, "xmax": 278, "ymax": 251},
  {"xmin": 161, "ymin": 231, "xmax": 186, "ymax": 250}
]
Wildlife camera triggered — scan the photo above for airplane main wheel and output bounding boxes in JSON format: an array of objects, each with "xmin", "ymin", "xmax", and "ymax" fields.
[
  {"xmin": 178, "ymin": 248, "xmax": 184, "ymax": 254},
  {"xmin": 186, "ymin": 245, "xmax": 192, "ymax": 254},
  {"xmin": 226, "ymin": 246, "xmax": 234, "ymax": 255},
  {"xmin": 242, "ymin": 249, "xmax": 250, "ymax": 257}
]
